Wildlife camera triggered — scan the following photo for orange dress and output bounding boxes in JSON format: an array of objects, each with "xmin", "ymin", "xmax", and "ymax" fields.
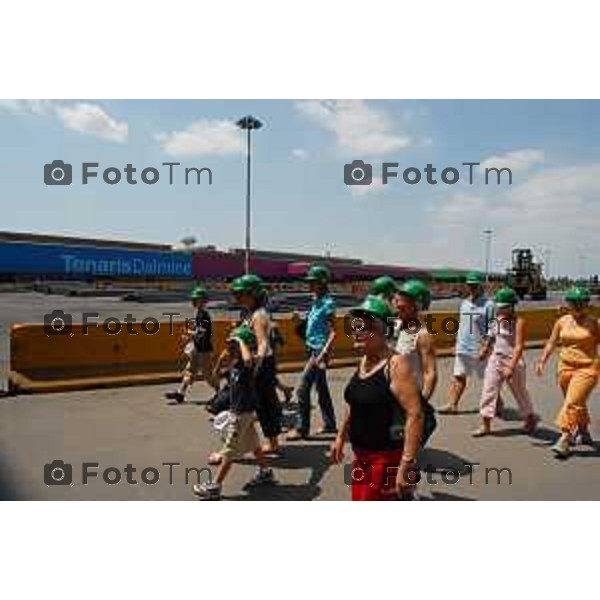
[{"xmin": 556, "ymin": 317, "xmax": 599, "ymax": 432}]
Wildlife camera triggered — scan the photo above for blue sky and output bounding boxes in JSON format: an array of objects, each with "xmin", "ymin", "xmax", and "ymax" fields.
[{"xmin": 1, "ymin": 99, "xmax": 599, "ymax": 277}]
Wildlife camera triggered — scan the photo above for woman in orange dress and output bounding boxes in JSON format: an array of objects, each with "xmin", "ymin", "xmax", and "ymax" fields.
[{"xmin": 536, "ymin": 287, "xmax": 600, "ymax": 458}]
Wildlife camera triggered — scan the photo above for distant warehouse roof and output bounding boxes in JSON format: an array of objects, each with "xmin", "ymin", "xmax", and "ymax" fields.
[
  {"xmin": 229, "ymin": 248, "xmax": 363, "ymax": 265},
  {"xmin": 0, "ymin": 230, "xmax": 172, "ymax": 252}
]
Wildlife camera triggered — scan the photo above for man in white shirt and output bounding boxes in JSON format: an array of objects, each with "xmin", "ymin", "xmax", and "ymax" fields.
[{"xmin": 438, "ymin": 272, "xmax": 495, "ymax": 414}]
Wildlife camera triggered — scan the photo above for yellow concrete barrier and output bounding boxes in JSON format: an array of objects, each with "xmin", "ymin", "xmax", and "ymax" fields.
[
  {"xmin": 9, "ymin": 320, "xmax": 228, "ymax": 393},
  {"xmin": 9, "ymin": 306, "xmax": 599, "ymax": 394},
  {"xmin": 8, "ymin": 316, "xmax": 356, "ymax": 393}
]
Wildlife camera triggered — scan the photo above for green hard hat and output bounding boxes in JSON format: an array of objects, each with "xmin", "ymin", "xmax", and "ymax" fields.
[
  {"xmin": 227, "ymin": 324, "xmax": 257, "ymax": 346},
  {"xmin": 230, "ymin": 273, "xmax": 265, "ymax": 294},
  {"xmin": 398, "ymin": 279, "xmax": 431, "ymax": 310},
  {"xmin": 465, "ymin": 271, "xmax": 483, "ymax": 285},
  {"xmin": 191, "ymin": 286, "xmax": 208, "ymax": 299},
  {"xmin": 565, "ymin": 286, "xmax": 590, "ymax": 304},
  {"xmin": 305, "ymin": 263, "xmax": 331, "ymax": 283},
  {"xmin": 349, "ymin": 294, "xmax": 394, "ymax": 325},
  {"xmin": 494, "ymin": 287, "xmax": 519, "ymax": 307},
  {"xmin": 370, "ymin": 276, "xmax": 398, "ymax": 299}
]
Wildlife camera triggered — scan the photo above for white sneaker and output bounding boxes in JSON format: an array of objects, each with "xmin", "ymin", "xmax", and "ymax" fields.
[
  {"xmin": 192, "ymin": 482, "xmax": 222, "ymax": 500},
  {"xmin": 551, "ymin": 436, "xmax": 572, "ymax": 459}
]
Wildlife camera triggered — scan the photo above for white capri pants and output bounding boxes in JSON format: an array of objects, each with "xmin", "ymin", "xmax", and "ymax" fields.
[{"xmin": 479, "ymin": 353, "xmax": 533, "ymax": 419}]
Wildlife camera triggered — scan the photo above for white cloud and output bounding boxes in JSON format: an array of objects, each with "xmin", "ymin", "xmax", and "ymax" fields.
[
  {"xmin": 0, "ymin": 99, "xmax": 22, "ymax": 112},
  {"xmin": 480, "ymin": 148, "xmax": 544, "ymax": 174},
  {"xmin": 157, "ymin": 120, "xmax": 243, "ymax": 157},
  {"xmin": 290, "ymin": 148, "xmax": 309, "ymax": 160},
  {"xmin": 349, "ymin": 176, "xmax": 385, "ymax": 196},
  {"xmin": 1, "ymin": 99, "xmax": 128, "ymax": 143},
  {"xmin": 0, "ymin": 99, "xmax": 56, "ymax": 115},
  {"xmin": 56, "ymin": 102, "xmax": 128, "ymax": 143},
  {"xmin": 428, "ymin": 162, "xmax": 600, "ymax": 275},
  {"xmin": 294, "ymin": 99, "xmax": 411, "ymax": 156}
]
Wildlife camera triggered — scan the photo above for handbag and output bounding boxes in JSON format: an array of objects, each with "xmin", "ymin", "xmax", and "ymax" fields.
[{"xmin": 384, "ymin": 356, "xmax": 437, "ymax": 445}]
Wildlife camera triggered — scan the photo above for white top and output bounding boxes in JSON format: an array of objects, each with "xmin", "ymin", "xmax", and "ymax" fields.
[
  {"xmin": 455, "ymin": 297, "xmax": 495, "ymax": 356},
  {"xmin": 395, "ymin": 327, "xmax": 423, "ymax": 389},
  {"xmin": 243, "ymin": 307, "xmax": 274, "ymax": 357}
]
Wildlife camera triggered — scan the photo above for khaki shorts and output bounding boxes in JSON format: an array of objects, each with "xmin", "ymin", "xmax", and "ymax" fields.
[
  {"xmin": 184, "ymin": 349, "xmax": 212, "ymax": 381},
  {"xmin": 221, "ymin": 412, "xmax": 260, "ymax": 460},
  {"xmin": 453, "ymin": 353, "xmax": 485, "ymax": 379}
]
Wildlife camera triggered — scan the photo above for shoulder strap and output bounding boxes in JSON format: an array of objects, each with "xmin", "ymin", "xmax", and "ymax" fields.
[{"xmin": 383, "ymin": 353, "xmax": 394, "ymax": 385}]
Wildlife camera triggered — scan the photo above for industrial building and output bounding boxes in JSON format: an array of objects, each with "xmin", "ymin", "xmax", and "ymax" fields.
[{"xmin": 0, "ymin": 230, "xmax": 490, "ymax": 288}]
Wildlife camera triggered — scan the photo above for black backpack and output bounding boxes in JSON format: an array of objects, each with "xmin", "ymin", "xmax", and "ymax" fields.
[{"xmin": 206, "ymin": 384, "xmax": 231, "ymax": 415}]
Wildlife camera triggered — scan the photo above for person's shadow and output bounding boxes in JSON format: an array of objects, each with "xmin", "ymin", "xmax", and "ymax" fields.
[
  {"xmin": 226, "ymin": 442, "xmax": 332, "ymax": 500},
  {"xmin": 571, "ymin": 442, "xmax": 600, "ymax": 458},
  {"xmin": 414, "ymin": 448, "xmax": 478, "ymax": 500},
  {"xmin": 497, "ymin": 406, "xmax": 524, "ymax": 422},
  {"xmin": 491, "ymin": 424, "xmax": 556, "ymax": 441},
  {"xmin": 472, "ymin": 408, "xmax": 560, "ymax": 443},
  {"xmin": 226, "ymin": 445, "xmax": 481, "ymax": 501},
  {"xmin": 421, "ymin": 491, "xmax": 476, "ymax": 501},
  {"xmin": 418, "ymin": 447, "xmax": 475, "ymax": 476}
]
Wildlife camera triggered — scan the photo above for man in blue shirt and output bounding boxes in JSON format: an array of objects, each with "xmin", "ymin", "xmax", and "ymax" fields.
[
  {"xmin": 287, "ymin": 264, "xmax": 337, "ymax": 440},
  {"xmin": 439, "ymin": 272, "xmax": 496, "ymax": 414}
]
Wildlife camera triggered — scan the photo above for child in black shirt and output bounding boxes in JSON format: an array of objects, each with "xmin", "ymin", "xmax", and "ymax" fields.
[
  {"xmin": 193, "ymin": 324, "xmax": 276, "ymax": 500},
  {"xmin": 165, "ymin": 286, "xmax": 217, "ymax": 404}
]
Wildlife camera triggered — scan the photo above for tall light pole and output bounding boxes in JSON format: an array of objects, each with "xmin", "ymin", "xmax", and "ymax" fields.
[
  {"xmin": 483, "ymin": 229, "xmax": 493, "ymax": 284},
  {"xmin": 236, "ymin": 115, "xmax": 263, "ymax": 274}
]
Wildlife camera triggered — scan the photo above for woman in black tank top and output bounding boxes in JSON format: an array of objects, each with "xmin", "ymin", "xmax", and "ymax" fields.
[
  {"xmin": 230, "ymin": 274, "xmax": 282, "ymax": 454},
  {"xmin": 330, "ymin": 295, "xmax": 424, "ymax": 500},
  {"xmin": 344, "ymin": 360, "xmax": 403, "ymax": 452}
]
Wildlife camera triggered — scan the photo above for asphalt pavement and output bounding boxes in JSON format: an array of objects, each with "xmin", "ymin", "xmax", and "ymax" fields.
[{"xmin": 1, "ymin": 349, "xmax": 599, "ymax": 500}]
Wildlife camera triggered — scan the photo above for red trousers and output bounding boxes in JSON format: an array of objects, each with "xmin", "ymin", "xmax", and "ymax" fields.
[{"xmin": 351, "ymin": 448, "xmax": 403, "ymax": 501}]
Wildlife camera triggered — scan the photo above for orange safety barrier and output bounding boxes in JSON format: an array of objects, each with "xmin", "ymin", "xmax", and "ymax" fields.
[
  {"xmin": 9, "ymin": 306, "xmax": 597, "ymax": 394},
  {"xmin": 9, "ymin": 320, "xmax": 229, "ymax": 393}
]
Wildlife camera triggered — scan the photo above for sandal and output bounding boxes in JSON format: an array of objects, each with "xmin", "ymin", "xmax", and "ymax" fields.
[
  {"xmin": 523, "ymin": 414, "xmax": 537, "ymax": 435},
  {"xmin": 316, "ymin": 426, "xmax": 338, "ymax": 435},
  {"xmin": 551, "ymin": 436, "xmax": 572, "ymax": 459},
  {"xmin": 261, "ymin": 441, "xmax": 280, "ymax": 455},
  {"xmin": 208, "ymin": 452, "xmax": 223, "ymax": 465},
  {"xmin": 438, "ymin": 404, "xmax": 459, "ymax": 415},
  {"xmin": 286, "ymin": 429, "xmax": 306, "ymax": 441},
  {"xmin": 471, "ymin": 427, "xmax": 490, "ymax": 438}
]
